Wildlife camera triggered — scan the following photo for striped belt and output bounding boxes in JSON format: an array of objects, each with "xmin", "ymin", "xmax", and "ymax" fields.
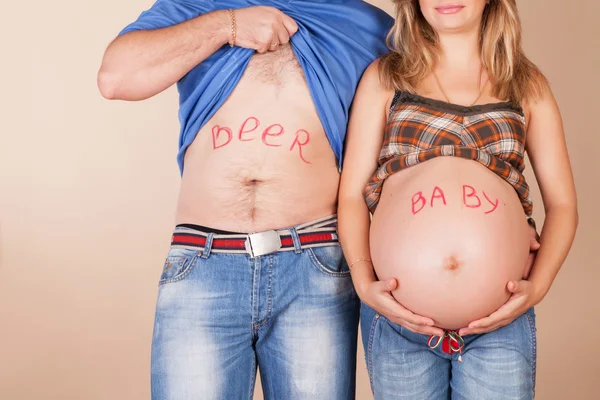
[{"xmin": 171, "ymin": 215, "xmax": 339, "ymax": 258}]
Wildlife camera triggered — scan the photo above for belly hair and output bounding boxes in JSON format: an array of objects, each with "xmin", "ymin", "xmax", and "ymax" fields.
[
  {"xmin": 245, "ymin": 45, "xmax": 305, "ymax": 86},
  {"xmin": 218, "ymin": 178, "xmax": 265, "ymax": 221}
]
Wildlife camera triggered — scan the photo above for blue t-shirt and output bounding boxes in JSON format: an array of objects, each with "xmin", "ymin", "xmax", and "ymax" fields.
[{"xmin": 119, "ymin": 0, "xmax": 393, "ymax": 173}]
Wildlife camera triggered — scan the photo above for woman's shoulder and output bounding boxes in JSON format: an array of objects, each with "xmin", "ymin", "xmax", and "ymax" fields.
[
  {"xmin": 521, "ymin": 82, "xmax": 559, "ymax": 127},
  {"xmin": 362, "ymin": 58, "xmax": 384, "ymax": 84},
  {"xmin": 358, "ymin": 58, "xmax": 396, "ymax": 106}
]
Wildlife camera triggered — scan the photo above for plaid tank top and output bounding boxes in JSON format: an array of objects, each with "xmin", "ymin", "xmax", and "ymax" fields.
[{"xmin": 364, "ymin": 91, "xmax": 533, "ymax": 216}]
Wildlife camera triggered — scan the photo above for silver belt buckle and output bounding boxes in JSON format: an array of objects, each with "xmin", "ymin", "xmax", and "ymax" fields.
[{"xmin": 245, "ymin": 230, "xmax": 282, "ymax": 258}]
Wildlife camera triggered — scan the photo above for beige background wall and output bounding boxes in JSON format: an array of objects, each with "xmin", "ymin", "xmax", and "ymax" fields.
[{"xmin": 0, "ymin": 0, "xmax": 598, "ymax": 399}]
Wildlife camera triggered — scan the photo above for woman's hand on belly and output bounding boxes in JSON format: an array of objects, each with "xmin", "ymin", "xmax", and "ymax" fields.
[
  {"xmin": 458, "ymin": 225, "xmax": 542, "ymax": 336},
  {"xmin": 458, "ymin": 279, "xmax": 543, "ymax": 336},
  {"xmin": 357, "ymin": 276, "xmax": 445, "ymax": 337}
]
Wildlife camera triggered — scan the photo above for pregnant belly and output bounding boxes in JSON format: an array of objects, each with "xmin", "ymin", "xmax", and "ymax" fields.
[{"xmin": 370, "ymin": 157, "xmax": 530, "ymax": 330}]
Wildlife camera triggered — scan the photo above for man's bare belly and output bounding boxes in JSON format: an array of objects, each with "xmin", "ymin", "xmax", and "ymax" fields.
[
  {"xmin": 370, "ymin": 157, "xmax": 530, "ymax": 329},
  {"xmin": 175, "ymin": 45, "xmax": 339, "ymax": 232}
]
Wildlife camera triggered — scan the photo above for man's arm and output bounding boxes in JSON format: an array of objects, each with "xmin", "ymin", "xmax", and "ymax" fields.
[
  {"xmin": 98, "ymin": 11, "xmax": 228, "ymax": 101},
  {"xmin": 98, "ymin": 6, "xmax": 298, "ymax": 101}
]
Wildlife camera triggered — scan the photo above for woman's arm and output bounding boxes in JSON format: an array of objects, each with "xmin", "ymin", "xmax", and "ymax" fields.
[
  {"xmin": 460, "ymin": 87, "xmax": 578, "ymax": 335},
  {"xmin": 339, "ymin": 61, "xmax": 444, "ymax": 336},
  {"xmin": 523, "ymin": 88, "xmax": 578, "ymax": 294}
]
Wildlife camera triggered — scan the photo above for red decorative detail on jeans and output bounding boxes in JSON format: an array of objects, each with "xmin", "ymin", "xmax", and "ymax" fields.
[{"xmin": 428, "ymin": 330, "xmax": 465, "ymax": 363}]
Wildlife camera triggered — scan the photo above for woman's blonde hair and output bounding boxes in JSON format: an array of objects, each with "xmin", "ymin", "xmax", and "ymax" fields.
[{"xmin": 379, "ymin": 0, "xmax": 548, "ymax": 105}]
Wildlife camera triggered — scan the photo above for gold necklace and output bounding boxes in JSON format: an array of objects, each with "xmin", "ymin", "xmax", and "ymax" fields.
[{"xmin": 433, "ymin": 65, "xmax": 485, "ymax": 107}]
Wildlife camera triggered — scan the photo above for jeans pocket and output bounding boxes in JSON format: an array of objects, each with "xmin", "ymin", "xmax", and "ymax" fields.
[
  {"xmin": 306, "ymin": 245, "xmax": 350, "ymax": 277},
  {"xmin": 159, "ymin": 248, "xmax": 201, "ymax": 285}
]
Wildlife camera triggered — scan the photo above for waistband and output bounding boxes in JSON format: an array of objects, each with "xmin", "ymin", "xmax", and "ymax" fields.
[{"xmin": 171, "ymin": 215, "xmax": 339, "ymax": 258}]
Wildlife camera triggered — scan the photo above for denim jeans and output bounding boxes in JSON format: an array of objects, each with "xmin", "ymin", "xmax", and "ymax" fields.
[
  {"xmin": 361, "ymin": 303, "xmax": 537, "ymax": 400},
  {"xmin": 150, "ymin": 220, "xmax": 359, "ymax": 399}
]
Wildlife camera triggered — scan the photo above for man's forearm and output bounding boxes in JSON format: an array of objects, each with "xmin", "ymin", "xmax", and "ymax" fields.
[{"xmin": 98, "ymin": 10, "xmax": 229, "ymax": 101}]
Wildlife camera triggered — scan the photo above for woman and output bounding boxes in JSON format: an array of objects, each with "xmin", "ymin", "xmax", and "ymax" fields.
[{"xmin": 339, "ymin": 0, "xmax": 578, "ymax": 398}]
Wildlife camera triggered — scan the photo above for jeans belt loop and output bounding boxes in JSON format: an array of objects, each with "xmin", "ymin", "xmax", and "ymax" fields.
[
  {"xmin": 289, "ymin": 227, "xmax": 303, "ymax": 254},
  {"xmin": 201, "ymin": 233, "xmax": 214, "ymax": 259},
  {"xmin": 244, "ymin": 230, "xmax": 282, "ymax": 258}
]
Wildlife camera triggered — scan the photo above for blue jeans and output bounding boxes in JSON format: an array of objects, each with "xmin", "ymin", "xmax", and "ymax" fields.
[
  {"xmin": 361, "ymin": 303, "xmax": 537, "ymax": 400},
  {"xmin": 151, "ymin": 221, "xmax": 359, "ymax": 399}
]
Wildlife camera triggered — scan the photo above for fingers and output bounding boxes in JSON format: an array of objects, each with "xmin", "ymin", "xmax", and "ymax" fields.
[
  {"xmin": 462, "ymin": 304, "xmax": 528, "ymax": 335},
  {"xmin": 269, "ymin": 11, "xmax": 294, "ymax": 51},
  {"xmin": 267, "ymin": 39, "xmax": 280, "ymax": 52},
  {"xmin": 463, "ymin": 307, "xmax": 505, "ymax": 333},
  {"xmin": 407, "ymin": 320, "xmax": 445, "ymax": 336},
  {"xmin": 507, "ymin": 280, "xmax": 521, "ymax": 293},
  {"xmin": 274, "ymin": 21, "xmax": 291, "ymax": 46},
  {"xmin": 373, "ymin": 278, "xmax": 397, "ymax": 293},
  {"xmin": 464, "ymin": 302, "xmax": 514, "ymax": 332},
  {"xmin": 391, "ymin": 305, "xmax": 435, "ymax": 327},
  {"xmin": 382, "ymin": 302, "xmax": 443, "ymax": 335},
  {"xmin": 257, "ymin": 34, "xmax": 278, "ymax": 53},
  {"xmin": 528, "ymin": 225, "xmax": 541, "ymax": 252},
  {"xmin": 256, "ymin": 39, "xmax": 271, "ymax": 54},
  {"xmin": 260, "ymin": 18, "xmax": 291, "ymax": 53},
  {"xmin": 236, "ymin": 7, "xmax": 297, "ymax": 53},
  {"xmin": 266, "ymin": 25, "xmax": 288, "ymax": 52},
  {"xmin": 462, "ymin": 283, "xmax": 532, "ymax": 335},
  {"xmin": 461, "ymin": 317, "xmax": 511, "ymax": 335},
  {"xmin": 401, "ymin": 321, "xmax": 445, "ymax": 336},
  {"xmin": 378, "ymin": 296, "xmax": 439, "ymax": 332},
  {"xmin": 529, "ymin": 238, "xmax": 541, "ymax": 251},
  {"xmin": 280, "ymin": 13, "xmax": 299, "ymax": 36},
  {"xmin": 467, "ymin": 315, "xmax": 495, "ymax": 330},
  {"xmin": 365, "ymin": 279, "xmax": 443, "ymax": 336},
  {"xmin": 373, "ymin": 280, "xmax": 439, "ymax": 331},
  {"xmin": 525, "ymin": 228, "xmax": 540, "ymax": 278}
]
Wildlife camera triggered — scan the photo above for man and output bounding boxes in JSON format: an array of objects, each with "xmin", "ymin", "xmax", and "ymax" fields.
[{"xmin": 98, "ymin": 1, "xmax": 392, "ymax": 398}]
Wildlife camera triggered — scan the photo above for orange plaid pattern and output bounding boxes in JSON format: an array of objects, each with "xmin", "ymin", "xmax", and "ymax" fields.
[{"xmin": 365, "ymin": 92, "xmax": 533, "ymax": 216}]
